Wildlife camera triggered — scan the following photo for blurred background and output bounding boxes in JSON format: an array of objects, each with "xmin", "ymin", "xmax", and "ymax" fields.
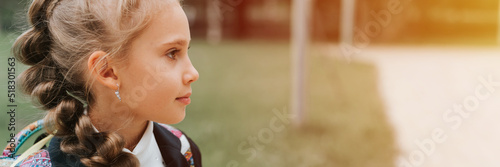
[{"xmin": 2, "ymin": 0, "xmax": 500, "ymax": 166}]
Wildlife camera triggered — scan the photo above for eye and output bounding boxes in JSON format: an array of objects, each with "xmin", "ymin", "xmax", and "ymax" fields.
[{"xmin": 165, "ymin": 48, "xmax": 180, "ymax": 60}]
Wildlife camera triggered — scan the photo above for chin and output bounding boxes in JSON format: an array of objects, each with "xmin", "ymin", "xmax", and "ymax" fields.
[
  {"xmin": 156, "ymin": 111, "xmax": 186, "ymax": 125},
  {"xmin": 167, "ymin": 117, "xmax": 185, "ymax": 124}
]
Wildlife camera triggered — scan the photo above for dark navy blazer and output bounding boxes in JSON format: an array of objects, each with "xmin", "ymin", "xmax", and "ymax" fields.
[{"xmin": 48, "ymin": 122, "xmax": 202, "ymax": 167}]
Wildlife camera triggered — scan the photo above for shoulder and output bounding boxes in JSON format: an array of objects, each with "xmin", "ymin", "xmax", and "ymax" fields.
[{"xmin": 45, "ymin": 123, "xmax": 202, "ymax": 167}]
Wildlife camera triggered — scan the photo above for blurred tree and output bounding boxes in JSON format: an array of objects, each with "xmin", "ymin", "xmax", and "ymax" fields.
[
  {"xmin": 234, "ymin": 0, "xmax": 249, "ymax": 39},
  {"xmin": 206, "ymin": 0, "xmax": 222, "ymax": 44},
  {"xmin": 351, "ymin": 0, "xmax": 498, "ymax": 44},
  {"xmin": 312, "ymin": 0, "xmax": 341, "ymax": 42}
]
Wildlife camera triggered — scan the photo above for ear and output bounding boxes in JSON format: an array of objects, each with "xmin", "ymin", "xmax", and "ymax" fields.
[{"xmin": 87, "ymin": 51, "xmax": 119, "ymax": 90}]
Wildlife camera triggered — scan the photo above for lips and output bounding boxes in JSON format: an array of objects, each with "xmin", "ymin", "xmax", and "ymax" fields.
[{"xmin": 176, "ymin": 92, "xmax": 191, "ymax": 105}]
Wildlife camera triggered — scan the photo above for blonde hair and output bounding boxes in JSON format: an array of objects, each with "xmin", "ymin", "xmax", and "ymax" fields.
[{"xmin": 13, "ymin": 0, "xmax": 168, "ymax": 166}]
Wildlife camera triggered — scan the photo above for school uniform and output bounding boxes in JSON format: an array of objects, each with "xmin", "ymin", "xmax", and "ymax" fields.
[{"xmin": 47, "ymin": 121, "xmax": 202, "ymax": 167}]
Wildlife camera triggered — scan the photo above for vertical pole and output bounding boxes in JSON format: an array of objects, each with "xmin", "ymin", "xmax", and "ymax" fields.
[
  {"xmin": 340, "ymin": 0, "xmax": 356, "ymax": 45},
  {"xmin": 207, "ymin": 0, "xmax": 222, "ymax": 45},
  {"xmin": 291, "ymin": 0, "xmax": 312, "ymax": 127}
]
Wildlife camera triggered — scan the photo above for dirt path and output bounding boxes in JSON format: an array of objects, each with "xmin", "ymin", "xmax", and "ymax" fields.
[{"xmin": 354, "ymin": 46, "xmax": 500, "ymax": 167}]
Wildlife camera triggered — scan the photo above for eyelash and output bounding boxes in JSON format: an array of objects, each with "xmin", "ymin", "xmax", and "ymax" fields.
[
  {"xmin": 165, "ymin": 48, "xmax": 180, "ymax": 60},
  {"xmin": 165, "ymin": 46, "xmax": 190, "ymax": 60}
]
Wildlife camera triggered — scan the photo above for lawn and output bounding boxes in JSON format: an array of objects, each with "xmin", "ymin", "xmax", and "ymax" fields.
[{"xmin": 0, "ymin": 32, "xmax": 396, "ymax": 167}]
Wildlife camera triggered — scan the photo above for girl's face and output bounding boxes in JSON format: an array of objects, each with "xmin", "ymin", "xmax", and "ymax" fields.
[{"xmin": 117, "ymin": 1, "xmax": 198, "ymax": 124}]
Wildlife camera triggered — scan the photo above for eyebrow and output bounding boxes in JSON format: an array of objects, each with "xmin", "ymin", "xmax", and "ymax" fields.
[{"xmin": 161, "ymin": 39, "xmax": 190, "ymax": 47}]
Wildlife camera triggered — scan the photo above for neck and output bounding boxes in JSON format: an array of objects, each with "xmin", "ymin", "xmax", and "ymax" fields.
[{"xmin": 88, "ymin": 102, "xmax": 148, "ymax": 151}]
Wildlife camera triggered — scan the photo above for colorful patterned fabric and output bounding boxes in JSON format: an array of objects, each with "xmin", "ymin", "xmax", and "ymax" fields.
[
  {"xmin": 184, "ymin": 148, "xmax": 195, "ymax": 167},
  {"xmin": 2, "ymin": 120, "xmax": 44, "ymax": 158},
  {"xmin": 19, "ymin": 150, "xmax": 51, "ymax": 167},
  {"xmin": 162, "ymin": 124, "xmax": 184, "ymax": 138},
  {"xmin": 0, "ymin": 120, "xmax": 50, "ymax": 167}
]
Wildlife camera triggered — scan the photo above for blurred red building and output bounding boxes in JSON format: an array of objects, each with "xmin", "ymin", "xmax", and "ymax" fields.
[{"xmin": 184, "ymin": 0, "xmax": 498, "ymax": 45}]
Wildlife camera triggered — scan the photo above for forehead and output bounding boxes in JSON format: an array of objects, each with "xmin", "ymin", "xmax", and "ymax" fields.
[{"xmin": 132, "ymin": 1, "xmax": 190, "ymax": 47}]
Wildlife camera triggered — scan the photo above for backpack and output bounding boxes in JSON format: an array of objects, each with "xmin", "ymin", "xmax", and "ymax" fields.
[
  {"xmin": 1, "ymin": 119, "xmax": 53, "ymax": 167},
  {"xmin": 1, "ymin": 120, "xmax": 198, "ymax": 167}
]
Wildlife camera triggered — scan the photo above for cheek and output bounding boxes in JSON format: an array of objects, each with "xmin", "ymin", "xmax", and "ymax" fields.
[
  {"xmin": 145, "ymin": 78, "xmax": 177, "ymax": 103},
  {"xmin": 124, "ymin": 71, "xmax": 184, "ymax": 123},
  {"xmin": 119, "ymin": 59, "xmax": 185, "ymax": 123},
  {"xmin": 125, "ymin": 72, "xmax": 176, "ymax": 107},
  {"xmin": 140, "ymin": 79, "xmax": 186, "ymax": 124},
  {"xmin": 121, "ymin": 60, "xmax": 168, "ymax": 102}
]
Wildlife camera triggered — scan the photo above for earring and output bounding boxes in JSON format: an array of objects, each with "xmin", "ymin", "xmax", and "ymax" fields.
[
  {"xmin": 115, "ymin": 84, "xmax": 121, "ymax": 101},
  {"xmin": 83, "ymin": 107, "xmax": 88, "ymax": 115}
]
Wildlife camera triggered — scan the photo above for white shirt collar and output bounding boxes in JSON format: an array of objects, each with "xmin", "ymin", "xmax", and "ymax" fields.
[
  {"xmin": 122, "ymin": 121, "xmax": 165, "ymax": 166},
  {"xmin": 92, "ymin": 121, "xmax": 165, "ymax": 166}
]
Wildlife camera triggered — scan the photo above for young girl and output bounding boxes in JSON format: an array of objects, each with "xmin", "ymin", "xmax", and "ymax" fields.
[{"xmin": 13, "ymin": 0, "xmax": 201, "ymax": 166}]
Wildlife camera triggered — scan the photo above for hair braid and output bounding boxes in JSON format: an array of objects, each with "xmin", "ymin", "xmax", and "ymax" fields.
[{"xmin": 14, "ymin": 0, "xmax": 56, "ymax": 65}]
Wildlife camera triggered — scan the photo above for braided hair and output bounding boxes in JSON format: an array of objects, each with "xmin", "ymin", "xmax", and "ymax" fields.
[{"xmin": 13, "ymin": 0, "xmax": 164, "ymax": 166}]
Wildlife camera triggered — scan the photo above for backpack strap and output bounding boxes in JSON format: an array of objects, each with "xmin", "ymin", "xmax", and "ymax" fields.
[
  {"xmin": 156, "ymin": 123, "xmax": 190, "ymax": 154},
  {"xmin": 156, "ymin": 123, "xmax": 195, "ymax": 166},
  {"xmin": 3, "ymin": 120, "xmax": 45, "ymax": 158}
]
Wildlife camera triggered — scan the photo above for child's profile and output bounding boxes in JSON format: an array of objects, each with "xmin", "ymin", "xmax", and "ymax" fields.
[{"xmin": 11, "ymin": 0, "xmax": 201, "ymax": 166}]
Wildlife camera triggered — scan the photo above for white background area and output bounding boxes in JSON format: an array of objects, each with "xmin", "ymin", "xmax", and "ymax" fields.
[{"xmin": 357, "ymin": 47, "xmax": 500, "ymax": 167}]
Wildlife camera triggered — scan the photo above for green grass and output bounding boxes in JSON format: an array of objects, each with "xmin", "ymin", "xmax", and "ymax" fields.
[
  {"xmin": 176, "ymin": 40, "xmax": 397, "ymax": 166},
  {"xmin": 0, "ymin": 33, "xmax": 396, "ymax": 167},
  {"xmin": 0, "ymin": 32, "xmax": 46, "ymax": 155}
]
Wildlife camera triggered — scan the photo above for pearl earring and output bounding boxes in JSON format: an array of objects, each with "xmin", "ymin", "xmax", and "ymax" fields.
[{"xmin": 115, "ymin": 84, "xmax": 121, "ymax": 101}]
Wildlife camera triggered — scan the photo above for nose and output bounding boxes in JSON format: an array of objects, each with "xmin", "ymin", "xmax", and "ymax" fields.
[{"xmin": 183, "ymin": 58, "xmax": 199, "ymax": 85}]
